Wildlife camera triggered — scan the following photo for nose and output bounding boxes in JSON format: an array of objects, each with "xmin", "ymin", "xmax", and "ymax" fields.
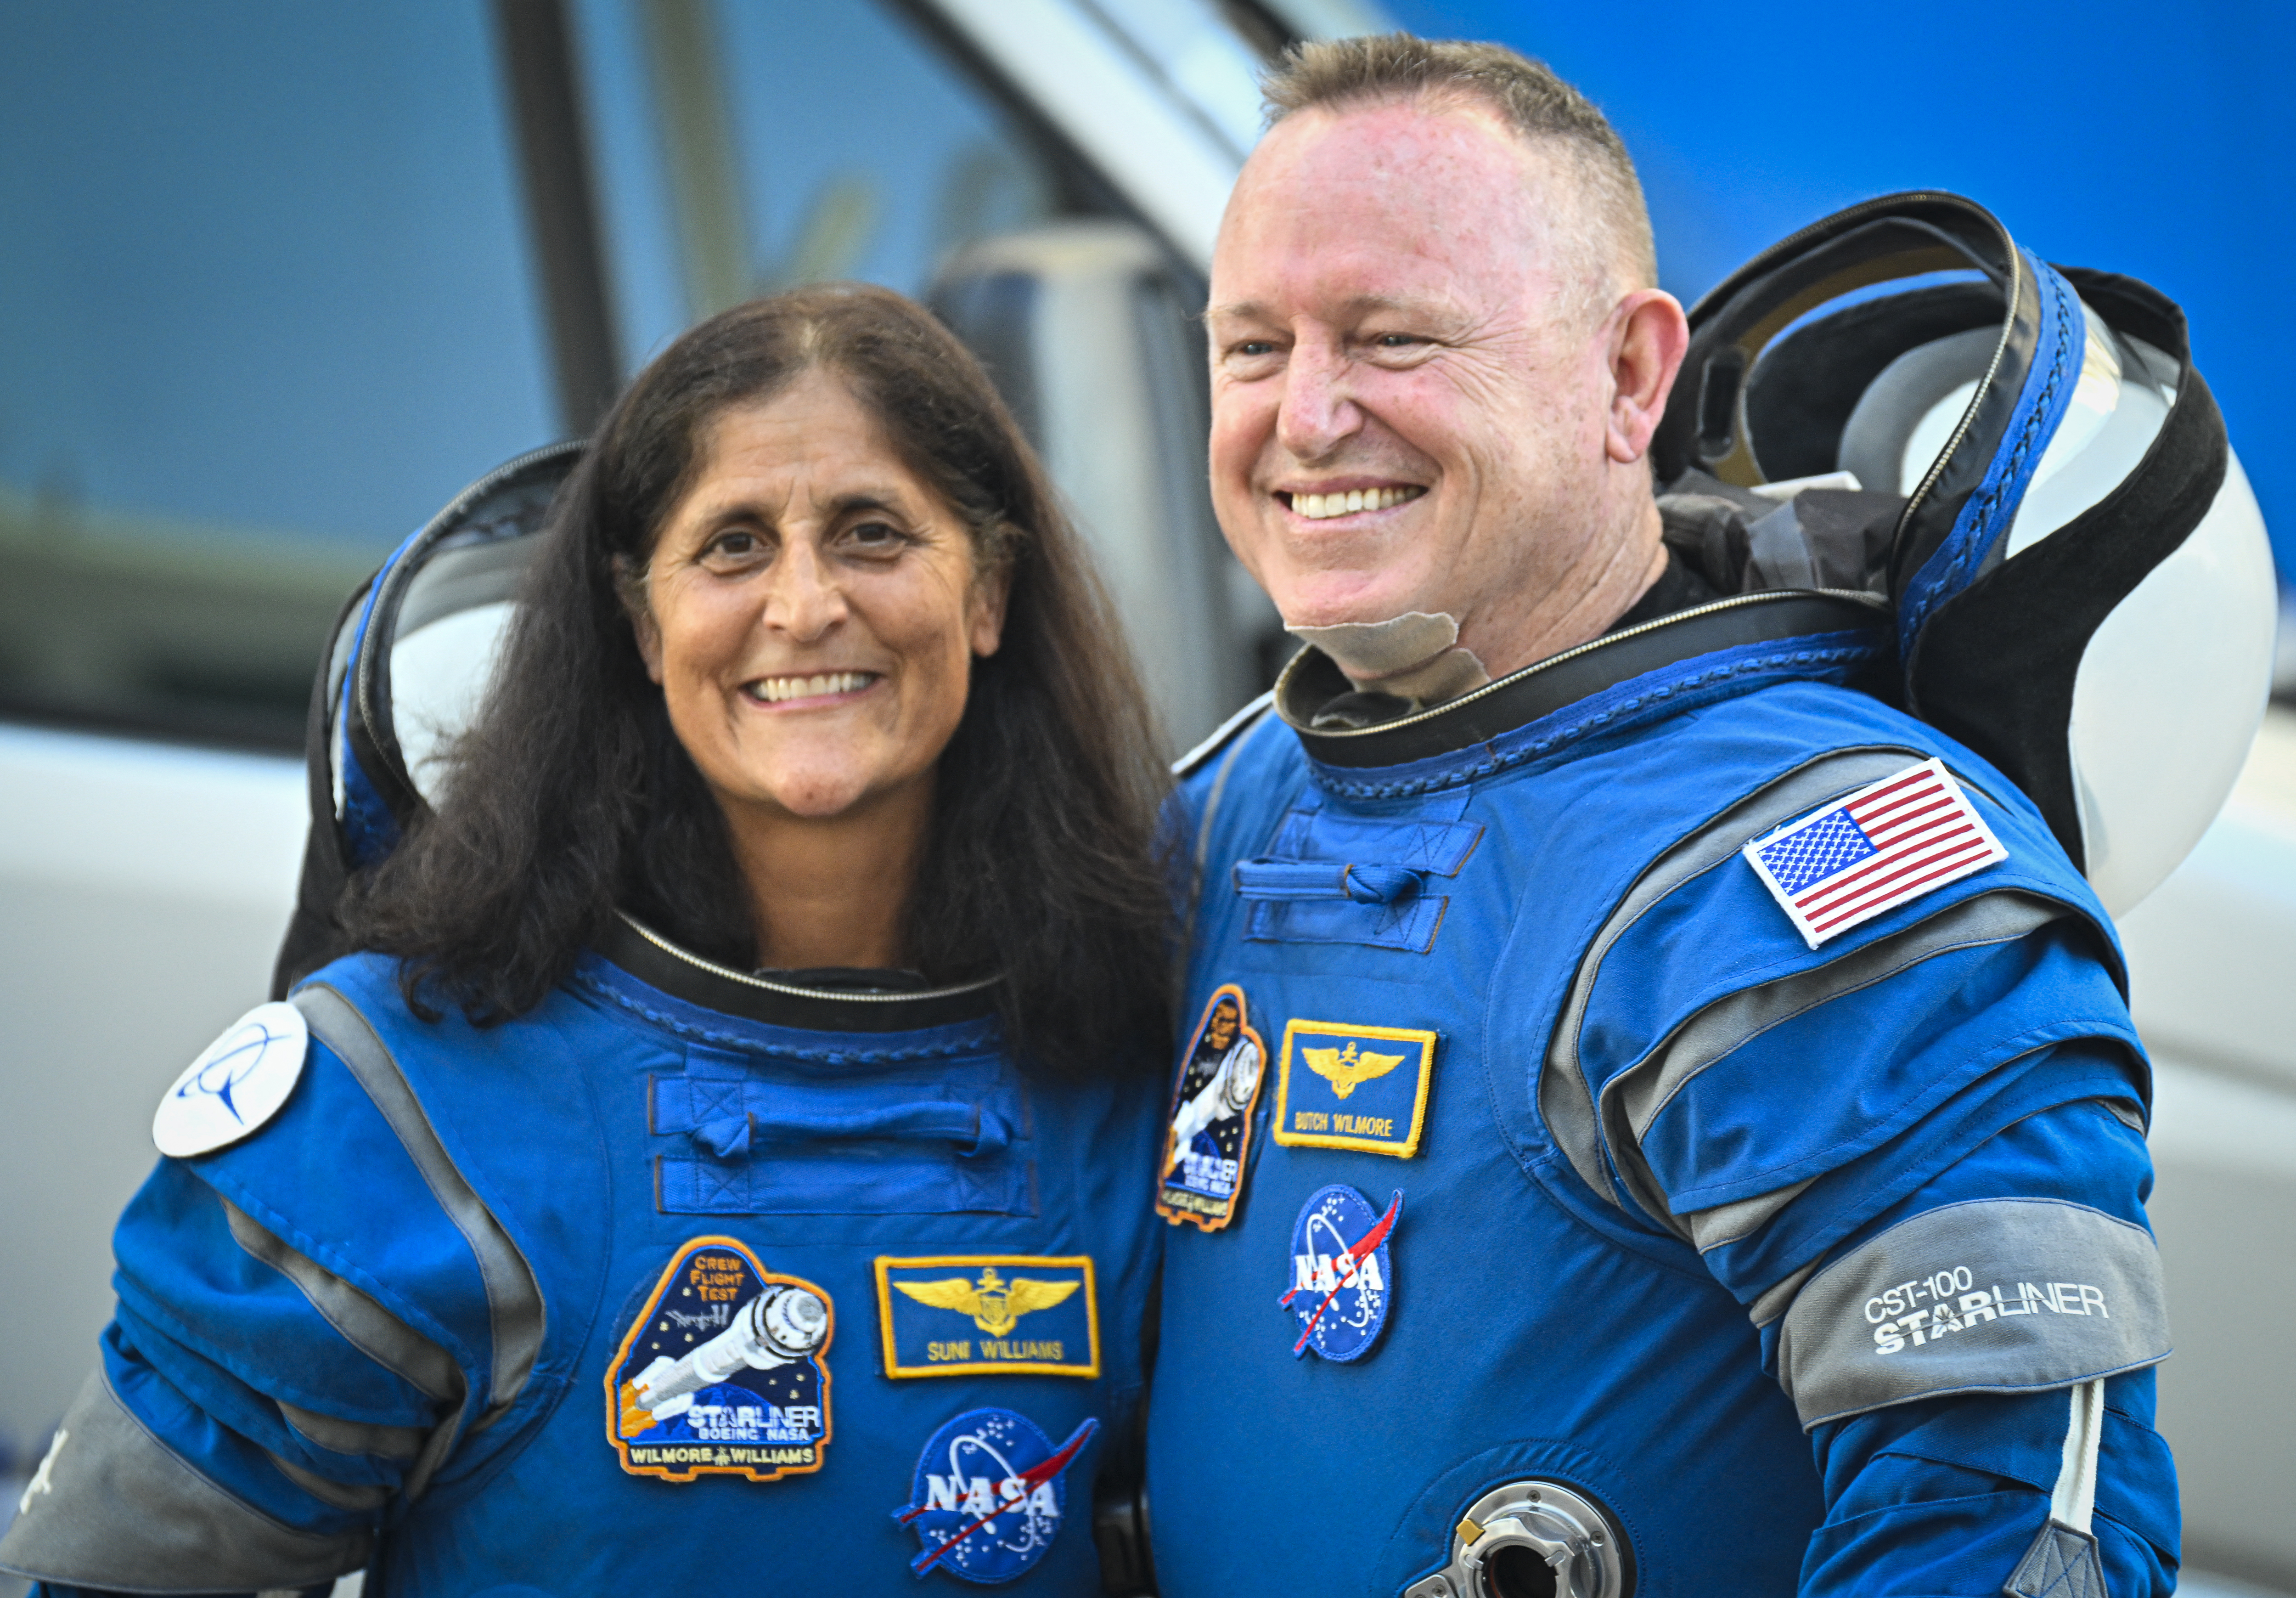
[
  {"xmin": 1275, "ymin": 337, "xmax": 1364, "ymax": 463},
  {"xmin": 760, "ymin": 539, "xmax": 848, "ymax": 642}
]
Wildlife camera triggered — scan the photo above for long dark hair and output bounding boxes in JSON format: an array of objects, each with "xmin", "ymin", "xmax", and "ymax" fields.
[{"xmin": 341, "ymin": 284, "xmax": 1173, "ymax": 1070}]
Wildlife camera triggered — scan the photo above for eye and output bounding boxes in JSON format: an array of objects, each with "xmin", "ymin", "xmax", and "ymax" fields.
[
  {"xmin": 1221, "ymin": 337, "xmax": 1283, "ymax": 375},
  {"xmin": 697, "ymin": 525, "xmax": 772, "ymax": 570},
  {"xmin": 840, "ymin": 519, "xmax": 910, "ymax": 558}
]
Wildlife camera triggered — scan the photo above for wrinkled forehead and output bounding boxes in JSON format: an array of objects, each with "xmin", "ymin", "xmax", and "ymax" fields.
[{"xmin": 1213, "ymin": 98, "xmax": 1571, "ymax": 318}]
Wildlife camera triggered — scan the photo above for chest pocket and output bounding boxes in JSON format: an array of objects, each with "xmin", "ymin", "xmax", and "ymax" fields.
[
  {"xmin": 1233, "ymin": 792, "xmax": 1482, "ymax": 953},
  {"xmin": 650, "ymin": 1046, "xmax": 1033, "ymax": 1216}
]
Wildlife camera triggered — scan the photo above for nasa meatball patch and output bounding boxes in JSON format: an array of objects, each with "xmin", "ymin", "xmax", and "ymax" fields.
[
  {"xmin": 1280, "ymin": 1185, "xmax": 1401, "ymax": 1362},
  {"xmin": 607, "ymin": 1236, "xmax": 832, "ymax": 1482},
  {"xmin": 893, "ymin": 1407, "xmax": 1099, "ymax": 1582},
  {"xmin": 152, "ymin": 1000, "xmax": 308, "ymax": 1158},
  {"xmin": 1154, "ymin": 983, "xmax": 1268, "ymax": 1231}
]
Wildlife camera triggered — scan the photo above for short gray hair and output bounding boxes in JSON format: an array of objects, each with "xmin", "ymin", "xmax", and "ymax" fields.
[{"xmin": 1261, "ymin": 34, "xmax": 1658, "ymax": 307}]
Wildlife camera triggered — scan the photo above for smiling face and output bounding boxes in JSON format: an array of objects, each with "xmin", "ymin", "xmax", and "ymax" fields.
[
  {"xmin": 1207, "ymin": 96, "xmax": 1677, "ymax": 680},
  {"xmin": 631, "ymin": 369, "xmax": 1006, "ymax": 828}
]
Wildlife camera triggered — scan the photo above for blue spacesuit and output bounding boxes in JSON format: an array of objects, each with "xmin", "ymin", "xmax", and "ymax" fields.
[
  {"xmin": 1146, "ymin": 591, "xmax": 2178, "ymax": 1597},
  {"xmin": 1, "ymin": 918, "xmax": 1159, "ymax": 1595}
]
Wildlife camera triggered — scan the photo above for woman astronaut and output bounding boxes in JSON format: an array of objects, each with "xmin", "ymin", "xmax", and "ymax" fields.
[{"xmin": 0, "ymin": 286, "xmax": 1173, "ymax": 1595}]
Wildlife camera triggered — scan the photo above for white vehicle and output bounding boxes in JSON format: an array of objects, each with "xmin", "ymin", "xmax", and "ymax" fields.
[{"xmin": 0, "ymin": 3, "xmax": 2288, "ymax": 1592}]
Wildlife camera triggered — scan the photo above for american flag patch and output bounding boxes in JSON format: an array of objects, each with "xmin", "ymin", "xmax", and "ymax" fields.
[{"xmin": 1742, "ymin": 758, "xmax": 2008, "ymax": 948}]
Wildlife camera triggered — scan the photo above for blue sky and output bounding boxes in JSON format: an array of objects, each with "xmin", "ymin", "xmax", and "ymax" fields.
[{"xmin": 1385, "ymin": 0, "xmax": 2295, "ymax": 577}]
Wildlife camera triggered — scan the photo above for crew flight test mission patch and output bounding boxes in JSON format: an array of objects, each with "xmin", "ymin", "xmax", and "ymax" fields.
[
  {"xmin": 607, "ymin": 1236, "xmax": 833, "ymax": 1482},
  {"xmin": 1155, "ymin": 983, "xmax": 1267, "ymax": 1231}
]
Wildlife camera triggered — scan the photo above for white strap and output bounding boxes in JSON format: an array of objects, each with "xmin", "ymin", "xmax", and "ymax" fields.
[{"xmin": 2048, "ymin": 1378, "xmax": 2106, "ymax": 1533}]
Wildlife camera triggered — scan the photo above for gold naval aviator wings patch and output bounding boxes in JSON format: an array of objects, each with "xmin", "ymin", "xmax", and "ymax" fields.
[
  {"xmin": 894, "ymin": 1265, "xmax": 1081, "ymax": 1338},
  {"xmin": 875, "ymin": 1255, "xmax": 1101, "ymax": 1378},
  {"xmin": 1274, "ymin": 1018, "xmax": 1438, "ymax": 1158},
  {"xmin": 1303, "ymin": 1040, "xmax": 1406, "ymax": 1099}
]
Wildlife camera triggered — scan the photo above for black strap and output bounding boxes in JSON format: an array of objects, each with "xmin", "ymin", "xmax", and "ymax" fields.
[{"xmin": 268, "ymin": 579, "xmax": 370, "ymax": 999}]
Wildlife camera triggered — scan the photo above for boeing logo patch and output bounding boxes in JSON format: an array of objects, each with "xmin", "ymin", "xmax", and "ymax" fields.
[
  {"xmin": 876, "ymin": 1255, "xmax": 1101, "ymax": 1379},
  {"xmin": 608, "ymin": 1236, "xmax": 833, "ymax": 1483},
  {"xmin": 1280, "ymin": 1185, "xmax": 1401, "ymax": 1362},
  {"xmin": 1744, "ymin": 758, "xmax": 2008, "ymax": 947},
  {"xmin": 152, "ymin": 1000, "xmax": 308, "ymax": 1158},
  {"xmin": 893, "ymin": 1407, "xmax": 1098, "ymax": 1582},
  {"xmin": 1155, "ymin": 984, "xmax": 1267, "ymax": 1231},
  {"xmin": 1272, "ymin": 1019, "xmax": 1437, "ymax": 1158}
]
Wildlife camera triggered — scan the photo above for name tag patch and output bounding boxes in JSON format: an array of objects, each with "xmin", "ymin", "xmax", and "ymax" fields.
[
  {"xmin": 607, "ymin": 1236, "xmax": 832, "ymax": 1482},
  {"xmin": 1155, "ymin": 983, "xmax": 1268, "ymax": 1231},
  {"xmin": 876, "ymin": 1255, "xmax": 1100, "ymax": 1379},
  {"xmin": 1272, "ymin": 1019, "xmax": 1436, "ymax": 1158},
  {"xmin": 893, "ymin": 1407, "xmax": 1099, "ymax": 1582}
]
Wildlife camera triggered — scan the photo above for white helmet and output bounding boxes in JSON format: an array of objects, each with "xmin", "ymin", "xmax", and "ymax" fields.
[{"xmin": 1654, "ymin": 192, "xmax": 2275, "ymax": 914}]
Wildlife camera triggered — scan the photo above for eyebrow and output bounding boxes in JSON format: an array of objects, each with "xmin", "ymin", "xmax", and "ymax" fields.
[
  {"xmin": 1205, "ymin": 293, "xmax": 1452, "ymax": 324},
  {"xmin": 822, "ymin": 489, "xmax": 910, "ymax": 519},
  {"xmin": 690, "ymin": 486, "xmax": 914, "ymax": 524}
]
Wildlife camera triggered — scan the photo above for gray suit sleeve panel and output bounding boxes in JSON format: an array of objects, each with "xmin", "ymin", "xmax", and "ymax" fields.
[
  {"xmin": 0, "ymin": 1367, "xmax": 371, "ymax": 1595},
  {"xmin": 293, "ymin": 984, "xmax": 544, "ymax": 1428},
  {"xmin": 1774, "ymin": 1197, "xmax": 2171, "ymax": 1429}
]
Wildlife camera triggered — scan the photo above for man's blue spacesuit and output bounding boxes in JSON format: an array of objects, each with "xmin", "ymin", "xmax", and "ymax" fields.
[
  {"xmin": 2, "ymin": 920, "xmax": 1159, "ymax": 1595},
  {"xmin": 1146, "ymin": 590, "xmax": 2178, "ymax": 1597}
]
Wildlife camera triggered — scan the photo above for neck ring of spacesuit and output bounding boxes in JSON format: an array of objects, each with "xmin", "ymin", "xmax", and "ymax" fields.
[{"xmin": 1274, "ymin": 590, "xmax": 1887, "ymax": 769}]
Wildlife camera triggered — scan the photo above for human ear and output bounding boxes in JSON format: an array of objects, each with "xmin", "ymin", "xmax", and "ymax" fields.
[
  {"xmin": 1604, "ymin": 288, "xmax": 1690, "ymax": 465},
  {"xmin": 968, "ymin": 554, "xmax": 1013, "ymax": 659},
  {"xmin": 614, "ymin": 555, "xmax": 667, "ymax": 684}
]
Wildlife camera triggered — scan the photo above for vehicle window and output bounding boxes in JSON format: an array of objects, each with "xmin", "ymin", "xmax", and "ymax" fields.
[
  {"xmin": 625, "ymin": 0, "xmax": 1079, "ymax": 325},
  {"xmin": 0, "ymin": 1, "xmax": 557, "ymax": 748}
]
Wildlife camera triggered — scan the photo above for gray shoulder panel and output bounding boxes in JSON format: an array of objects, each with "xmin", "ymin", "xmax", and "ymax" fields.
[
  {"xmin": 223, "ymin": 1196, "xmax": 464, "ymax": 1405},
  {"xmin": 1171, "ymin": 690, "xmax": 1276, "ymax": 779},
  {"xmin": 293, "ymin": 983, "xmax": 544, "ymax": 1425},
  {"xmin": 1602, "ymin": 890, "xmax": 2066, "ymax": 1234},
  {"xmin": 0, "ymin": 1367, "xmax": 369, "ymax": 1593},
  {"xmin": 1540, "ymin": 745, "xmax": 1928, "ymax": 1206},
  {"xmin": 277, "ymin": 1401, "xmax": 427, "ymax": 1464},
  {"xmin": 1748, "ymin": 1262, "xmax": 1818, "ymax": 1329},
  {"xmin": 1681, "ymin": 1176, "xmax": 1816, "ymax": 1255},
  {"xmin": 264, "ymin": 1451, "xmax": 389, "ymax": 1513},
  {"xmin": 1775, "ymin": 1196, "xmax": 2171, "ymax": 1429}
]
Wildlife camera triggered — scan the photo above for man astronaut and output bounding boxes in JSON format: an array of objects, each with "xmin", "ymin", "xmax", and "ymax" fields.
[{"xmin": 1145, "ymin": 34, "xmax": 2182, "ymax": 1598}]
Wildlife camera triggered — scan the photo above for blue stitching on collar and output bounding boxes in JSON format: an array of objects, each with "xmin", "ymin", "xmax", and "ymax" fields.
[
  {"xmin": 571, "ymin": 968, "xmax": 1002, "ymax": 1063},
  {"xmin": 1308, "ymin": 638, "xmax": 1881, "ymax": 801}
]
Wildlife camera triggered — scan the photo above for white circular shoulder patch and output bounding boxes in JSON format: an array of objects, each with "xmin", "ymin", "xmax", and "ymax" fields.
[{"xmin": 152, "ymin": 1000, "xmax": 310, "ymax": 1158}]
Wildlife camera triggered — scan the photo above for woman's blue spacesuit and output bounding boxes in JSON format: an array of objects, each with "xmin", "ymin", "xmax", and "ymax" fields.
[{"xmin": 9, "ymin": 918, "xmax": 1159, "ymax": 1595}]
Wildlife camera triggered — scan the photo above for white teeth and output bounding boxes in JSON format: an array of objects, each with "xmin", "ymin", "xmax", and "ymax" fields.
[
  {"xmin": 748, "ymin": 672, "xmax": 873, "ymax": 703},
  {"xmin": 1289, "ymin": 486, "xmax": 1424, "ymax": 520}
]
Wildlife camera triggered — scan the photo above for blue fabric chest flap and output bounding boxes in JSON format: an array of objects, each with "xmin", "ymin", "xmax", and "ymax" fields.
[
  {"xmin": 649, "ymin": 1045, "xmax": 1030, "ymax": 1216},
  {"xmin": 1232, "ymin": 787, "xmax": 1483, "ymax": 952}
]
